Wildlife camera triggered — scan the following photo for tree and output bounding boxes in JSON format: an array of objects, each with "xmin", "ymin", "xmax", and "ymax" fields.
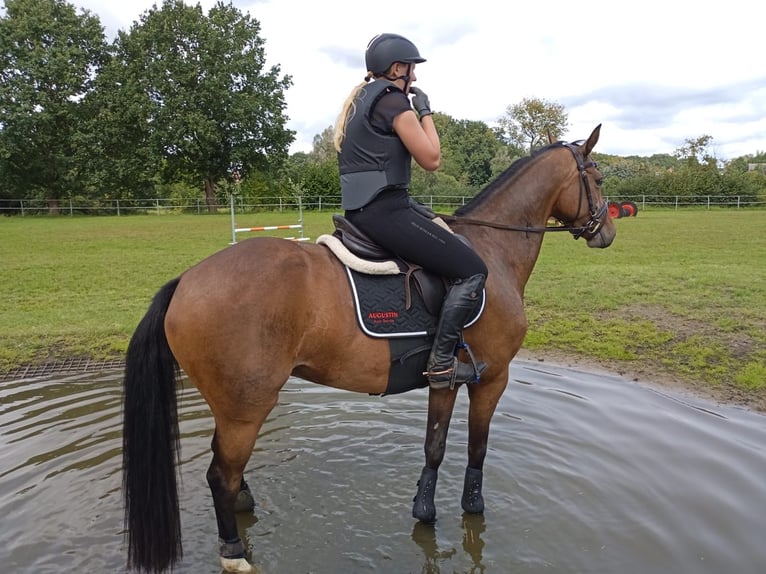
[
  {"xmin": 674, "ymin": 135, "xmax": 715, "ymax": 167},
  {"xmin": 310, "ymin": 125, "xmax": 336, "ymax": 163},
  {"xmin": 88, "ymin": 0, "xmax": 294, "ymax": 211},
  {"xmin": 489, "ymin": 144, "xmax": 525, "ymax": 179},
  {"xmin": 498, "ymin": 97, "xmax": 569, "ymax": 154},
  {"xmin": 0, "ymin": 0, "xmax": 107, "ymax": 210},
  {"xmin": 435, "ymin": 114, "xmax": 502, "ymax": 188}
]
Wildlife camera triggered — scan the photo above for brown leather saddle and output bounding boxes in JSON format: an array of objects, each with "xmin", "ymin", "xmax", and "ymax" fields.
[{"xmin": 331, "ymin": 214, "xmax": 448, "ymax": 316}]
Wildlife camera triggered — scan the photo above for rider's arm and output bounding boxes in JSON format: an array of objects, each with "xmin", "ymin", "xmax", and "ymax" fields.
[{"xmin": 393, "ymin": 111, "xmax": 441, "ymax": 171}]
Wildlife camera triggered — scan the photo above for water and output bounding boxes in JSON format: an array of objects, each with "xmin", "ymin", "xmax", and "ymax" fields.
[{"xmin": 1, "ymin": 360, "xmax": 764, "ymax": 573}]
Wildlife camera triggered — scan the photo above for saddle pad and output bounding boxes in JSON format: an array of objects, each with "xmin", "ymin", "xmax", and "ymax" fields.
[{"xmin": 345, "ymin": 267, "xmax": 484, "ymax": 338}]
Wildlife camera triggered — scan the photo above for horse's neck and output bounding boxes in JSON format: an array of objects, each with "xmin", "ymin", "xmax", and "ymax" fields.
[{"xmin": 458, "ymin": 155, "xmax": 566, "ymax": 288}]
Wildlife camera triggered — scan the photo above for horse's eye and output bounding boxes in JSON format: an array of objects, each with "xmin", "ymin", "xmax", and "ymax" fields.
[{"xmin": 595, "ymin": 178, "xmax": 603, "ymax": 186}]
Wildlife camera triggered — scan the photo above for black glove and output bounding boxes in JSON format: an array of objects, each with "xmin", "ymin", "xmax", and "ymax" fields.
[{"xmin": 410, "ymin": 87, "xmax": 432, "ymax": 118}]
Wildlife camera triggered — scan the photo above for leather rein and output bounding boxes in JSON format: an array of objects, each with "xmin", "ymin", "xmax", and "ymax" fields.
[{"xmin": 438, "ymin": 143, "xmax": 608, "ymax": 240}]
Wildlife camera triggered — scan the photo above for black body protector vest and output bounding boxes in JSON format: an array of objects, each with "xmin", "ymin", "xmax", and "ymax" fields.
[{"xmin": 338, "ymin": 80, "xmax": 412, "ymax": 210}]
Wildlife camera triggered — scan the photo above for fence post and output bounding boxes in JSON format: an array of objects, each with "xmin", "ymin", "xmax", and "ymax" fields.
[
  {"xmin": 20, "ymin": 199, "xmax": 25, "ymax": 216},
  {"xmin": 229, "ymin": 192, "xmax": 237, "ymax": 244},
  {"xmin": 737, "ymin": 196, "xmax": 741, "ymax": 209},
  {"xmin": 675, "ymin": 196, "xmax": 678, "ymax": 210},
  {"xmin": 69, "ymin": 198, "xmax": 73, "ymax": 216},
  {"xmin": 298, "ymin": 196, "xmax": 305, "ymax": 240}
]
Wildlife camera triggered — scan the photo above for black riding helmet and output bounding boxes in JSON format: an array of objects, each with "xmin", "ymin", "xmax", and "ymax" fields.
[{"xmin": 365, "ymin": 33, "xmax": 426, "ymax": 75}]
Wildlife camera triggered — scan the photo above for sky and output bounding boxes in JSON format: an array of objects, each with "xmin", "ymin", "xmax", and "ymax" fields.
[{"xmin": 62, "ymin": 0, "xmax": 766, "ymax": 160}]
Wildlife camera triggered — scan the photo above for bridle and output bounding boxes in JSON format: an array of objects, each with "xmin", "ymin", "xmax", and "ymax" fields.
[{"xmin": 441, "ymin": 142, "xmax": 608, "ymax": 240}]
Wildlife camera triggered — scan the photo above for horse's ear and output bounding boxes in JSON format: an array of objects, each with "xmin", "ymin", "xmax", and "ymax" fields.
[{"xmin": 583, "ymin": 124, "xmax": 602, "ymax": 156}]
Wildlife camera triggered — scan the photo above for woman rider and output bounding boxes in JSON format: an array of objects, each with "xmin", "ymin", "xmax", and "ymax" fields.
[{"xmin": 333, "ymin": 33, "xmax": 488, "ymax": 390}]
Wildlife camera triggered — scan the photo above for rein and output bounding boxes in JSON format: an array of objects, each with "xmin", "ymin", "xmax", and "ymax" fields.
[
  {"xmin": 438, "ymin": 143, "xmax": 607, "ymax": 239},
  {"xmin": 437, "ymin": 214, "xmax": 578, "ymax": 234}
]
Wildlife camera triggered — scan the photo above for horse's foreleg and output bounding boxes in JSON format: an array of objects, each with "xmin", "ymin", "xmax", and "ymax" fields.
[
  {"xmin": 412, "ymin": 388, "xmax": 459, "ymax": 523},
  {"xmin": 462, "ymin": 383, "xmax": 505, "ymax": 514}
]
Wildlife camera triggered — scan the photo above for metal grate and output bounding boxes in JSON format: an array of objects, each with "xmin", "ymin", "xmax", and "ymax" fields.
[{"xmin": 1, "ymin": 358, "xmax": 126, "ymax": 382}]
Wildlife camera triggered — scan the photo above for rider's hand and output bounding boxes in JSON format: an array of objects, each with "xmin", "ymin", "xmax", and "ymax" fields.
[{"xmin": 410, "ymin": 87, "xmax": 432, "ymax": 118}]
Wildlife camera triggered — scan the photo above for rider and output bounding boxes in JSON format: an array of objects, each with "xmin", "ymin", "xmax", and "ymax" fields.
[{"xmin": 334, "ymin": 33, "xmax": 488, "ymax": 390}]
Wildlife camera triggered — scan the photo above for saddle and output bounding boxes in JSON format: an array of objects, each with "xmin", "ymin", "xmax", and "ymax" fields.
[{"xmin": 328, "ymin": 214, "xmax": 448, "ymax": 316}]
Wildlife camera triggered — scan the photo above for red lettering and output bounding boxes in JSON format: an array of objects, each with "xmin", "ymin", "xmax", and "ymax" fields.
[{"xmin": 368, "ymin": 311, "xmax": 399, "ymax": 320}]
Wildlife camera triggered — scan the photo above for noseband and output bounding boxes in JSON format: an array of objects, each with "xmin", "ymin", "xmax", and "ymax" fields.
[
  {"xmin": 443, "ymin": 142, "xmax": 608, "ymax": 239},
  {"xmin": 561, "ymin": 142, "xmax": 608, "ymax": 240}
]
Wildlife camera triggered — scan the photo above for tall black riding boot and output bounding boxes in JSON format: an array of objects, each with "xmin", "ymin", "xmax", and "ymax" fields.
[{"xmin": 423, "ymin": 273, "xmax": 487, "ymax": 390}]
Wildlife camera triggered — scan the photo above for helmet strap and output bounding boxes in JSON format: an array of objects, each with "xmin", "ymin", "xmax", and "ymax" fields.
[{"xmin": 382, "ymin": 63, "xmax": 413, "ymax": 92}]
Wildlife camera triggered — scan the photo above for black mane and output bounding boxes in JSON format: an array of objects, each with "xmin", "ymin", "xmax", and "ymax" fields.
[{"xmin": 454, "ymin": 141, "xmax": 569, "ymax": 216}]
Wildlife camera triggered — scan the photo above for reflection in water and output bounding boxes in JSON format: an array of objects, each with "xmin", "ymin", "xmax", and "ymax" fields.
[
  {"xmin": 412, "ymin": 522, "xmax": 458, "ymax": 573},
  {"xmin": 411, "ymin": 514, "xmax": 487, "ymax": 574},
  {"xmin": 461, "ymin": 513, "xmax": 486, "ymax": 573},
  {"xmin": 1, "ymin": 360, "xmax": 765, "ymax": 573}
]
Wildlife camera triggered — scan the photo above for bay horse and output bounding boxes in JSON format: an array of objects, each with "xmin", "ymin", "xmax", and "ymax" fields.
[{"xmin": 123, "ymin": 124, "xmax": 615, "ymax": 573}]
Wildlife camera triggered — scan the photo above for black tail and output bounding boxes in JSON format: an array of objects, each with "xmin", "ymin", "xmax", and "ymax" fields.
[{"xmin": 123, "ymin": 277, "xmax": 182, "ymax": 573}]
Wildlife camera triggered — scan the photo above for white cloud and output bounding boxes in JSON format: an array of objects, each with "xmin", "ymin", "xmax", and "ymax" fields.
[{"xmin": 65, "ymin": 0, "xmax": 766, "ymax": 160}]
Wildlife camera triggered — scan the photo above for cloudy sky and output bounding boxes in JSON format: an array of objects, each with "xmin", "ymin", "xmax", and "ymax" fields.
[{"xmin": 64, "ymin": 0, "xmax": 765, "ymax": 160}]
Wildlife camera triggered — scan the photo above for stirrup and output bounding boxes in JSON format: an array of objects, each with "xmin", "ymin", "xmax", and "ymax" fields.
[{"xmin": 423, "ymin": 342, "xmax": 486, "ymax": 390}]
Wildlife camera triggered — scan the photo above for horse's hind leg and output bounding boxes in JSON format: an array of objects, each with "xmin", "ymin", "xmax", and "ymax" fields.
[{"xmin": 206, "ymin": 400, "xmax": 277, "ymax": 573}]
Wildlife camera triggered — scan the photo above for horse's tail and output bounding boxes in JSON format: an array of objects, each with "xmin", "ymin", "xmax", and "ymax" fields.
[{"xmin": 122, "ymin": 277, "xmax": 182, "ymax": 573}]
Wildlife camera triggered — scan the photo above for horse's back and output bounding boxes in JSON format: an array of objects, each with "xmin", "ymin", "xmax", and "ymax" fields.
[
  {"xmin": 182, "ymin": 236, "xmax": 333, "ymax": 292},
  {"xmin": 164, "ymin": 237, "xmax": 390, "ymax": 395}
]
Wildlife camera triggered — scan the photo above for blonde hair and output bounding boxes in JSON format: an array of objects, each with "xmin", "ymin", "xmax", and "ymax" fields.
[{"xmin": 334, "ymin": 73, "xmax": 373, "ymax": 152}]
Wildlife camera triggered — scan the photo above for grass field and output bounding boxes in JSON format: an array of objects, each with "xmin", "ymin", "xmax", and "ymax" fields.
[{"xmin": 1, "ymin": 209, "xmax": 764, "ymax": 409}]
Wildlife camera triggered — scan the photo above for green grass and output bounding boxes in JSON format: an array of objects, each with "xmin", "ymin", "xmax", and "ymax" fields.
[
  {"xmin": 1, "ymin": 209, "xmax": 764, "ymax": 407},
  {"xmin": 524, "ymin": 210, "xmax": 766, "ymax": 399}
]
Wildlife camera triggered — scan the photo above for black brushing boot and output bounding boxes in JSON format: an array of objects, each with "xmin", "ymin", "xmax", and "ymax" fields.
[
  {"xmin": 412, "ymin": 466, "xmax": 439, "ymax": 524},
  {"xmin": 424, "ymin": 274, "xmax": 487, "ymax": 390},
  {"xmin": 461, "ymin": 467, "xmax": 484, "ymax": 514}
]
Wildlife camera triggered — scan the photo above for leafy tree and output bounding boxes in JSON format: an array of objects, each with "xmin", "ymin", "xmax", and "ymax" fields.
[
  {"xmin": 436, "ymin": 114, "xmax": 502, "ymax": 188},
  {"xmin": 410, "ymin": 165, "xmax": 463, "ymax": 201},
  {"xmin": 0, "ymin": 0, "xmax": 107, "ymax": 210},
  {"xmin": 274, "ymin": 126, "xmax": 339, "ymax": 207},
  {"xmin": 674, "ymin": 135, "xmax": 715, "ymax": 167},
  {"xmin": 488, "ymin": 144, "xmax": 525, "ymax": 179},
  {"xmin": 498, "ymin": 97, "xmax": 569, "ymax": 154},
  {"xmin": 295, "ymin": 159, "xmax": 339, "ymax": 207},
  {"xmin": 88, "ymin": 0, "xmax": 294, "ymax": 212},
  {"xmin": 310, "ymin": 125, "xmax": 336, "ymax": 163}
]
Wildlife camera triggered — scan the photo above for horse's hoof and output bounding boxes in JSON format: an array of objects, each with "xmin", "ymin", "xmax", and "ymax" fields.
[
  {"xmin": 412, "ymin": 467, "xmax": 438, "ymax": 523},
  {"xmin": 220, "ymin": 557, "xmax": 257, "ymax": 573},
  {"xmin": 461, "ymin": 466, "xmax": 484, "ymax": 514}
]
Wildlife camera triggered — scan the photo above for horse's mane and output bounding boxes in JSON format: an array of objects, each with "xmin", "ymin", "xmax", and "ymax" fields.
[{"xmin": 454, "ymin": 141, "xmax": 570, "ymax": 216}]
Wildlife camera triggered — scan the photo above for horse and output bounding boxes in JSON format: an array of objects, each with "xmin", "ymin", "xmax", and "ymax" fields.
[{"xmin": 122, "ymin": 124, "xmax": 615, "ymax": 573}]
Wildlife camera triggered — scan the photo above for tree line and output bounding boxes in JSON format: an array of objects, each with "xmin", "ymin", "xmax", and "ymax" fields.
[{"xmin": 2, "ymin": 0, "xmax": 765, "ymax": 215}]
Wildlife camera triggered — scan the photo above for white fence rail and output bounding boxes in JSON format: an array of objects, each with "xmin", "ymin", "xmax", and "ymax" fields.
[{"xmin": 1, "ymin": 194, "xmax": 764, "ymax": 216}]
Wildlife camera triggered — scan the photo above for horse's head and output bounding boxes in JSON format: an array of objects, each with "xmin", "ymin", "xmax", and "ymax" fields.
[{"xmin": 551, "ymin": 124, "xmax": 616, "ymax": 248}]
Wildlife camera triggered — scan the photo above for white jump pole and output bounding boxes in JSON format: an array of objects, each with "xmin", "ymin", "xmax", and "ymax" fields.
[{"xmin": 229, "ymin": 192, "xmax": 309, "ymax": 244}]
